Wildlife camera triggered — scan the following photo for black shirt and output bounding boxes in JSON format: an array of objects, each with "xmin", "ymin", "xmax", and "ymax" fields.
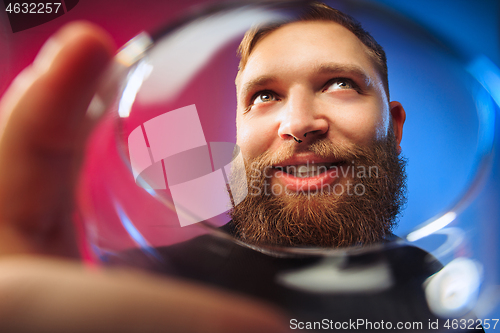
[{"xmin": 106, "ymin": 224, "xmax": 483, "ymax": 332}]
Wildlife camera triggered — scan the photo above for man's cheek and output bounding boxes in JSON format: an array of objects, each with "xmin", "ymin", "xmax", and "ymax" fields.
[
  {"xmin": 239, "ymin": 129, "xmax": 269, "ymax": 158},
  {"xmin": 341, "ymin": 121, "xmax": 382, "ymax": 145}
]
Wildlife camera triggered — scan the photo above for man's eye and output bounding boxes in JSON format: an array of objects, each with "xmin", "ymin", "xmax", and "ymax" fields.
[
  {"xmin": 323, "ymin": 78, "xmax": 357, "ymax": 92},
  {"xmin": 252, "ymin": 91, "xmax": 278, "ymax": 105}
]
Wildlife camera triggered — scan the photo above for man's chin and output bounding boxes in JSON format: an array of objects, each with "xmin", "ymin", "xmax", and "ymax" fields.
[
  {"xmin": 275, "ymin": 190, "xmax": 342, "ymax": 212},
  {"xmin": 229, "ymin": 189, "xmax": 386, "ymax": 248}
]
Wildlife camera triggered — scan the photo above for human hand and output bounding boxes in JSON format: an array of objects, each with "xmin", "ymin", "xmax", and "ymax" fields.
[{"xmin": 0, "ymin": 22, "xmax": 288, "ymax": 333}]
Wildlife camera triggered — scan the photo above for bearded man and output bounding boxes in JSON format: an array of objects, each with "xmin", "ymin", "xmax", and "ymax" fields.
[{"xmin": 229, "ymin": 3, "xmax": 407, "ymax": 248}]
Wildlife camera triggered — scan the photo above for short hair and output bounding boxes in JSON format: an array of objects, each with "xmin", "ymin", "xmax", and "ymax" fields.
[{"xmin": 236, "ymin": 2, "xmax": 390, "ymax": 100}]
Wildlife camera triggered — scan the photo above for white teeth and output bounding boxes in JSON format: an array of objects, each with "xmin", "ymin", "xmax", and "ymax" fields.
[
  {"xmin": 297, "ymin": 165, "xmax": 312, "ymax": 173},
  {"xmin": 285, "ymin": 163, "xmax": 332, "ymax": 177}
]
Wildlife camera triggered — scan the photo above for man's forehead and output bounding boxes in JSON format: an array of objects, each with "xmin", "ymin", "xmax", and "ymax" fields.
[
  {"xmin": 237, "ymin": 20, "xmax": 379, "ymax": 92},
  {"xmin": 254, "ymin": 20, "xmax": 361, "ymax": 50}
]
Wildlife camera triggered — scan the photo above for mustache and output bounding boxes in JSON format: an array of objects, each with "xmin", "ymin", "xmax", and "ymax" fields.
[{"xmin": 244, "ymin": 138, "xmax": 380, "ymax": 169}]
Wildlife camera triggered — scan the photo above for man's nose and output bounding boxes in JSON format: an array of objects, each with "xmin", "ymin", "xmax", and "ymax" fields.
[{"xmin": 277, "ymin": 90, "xmax": 329, "ymax": 143}]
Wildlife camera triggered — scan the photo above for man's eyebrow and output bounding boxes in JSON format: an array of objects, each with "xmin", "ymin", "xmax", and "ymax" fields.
[
  {"xmin": 316, "ymin": 63, "xmax": 372, "ymax": 85},
  {"xmin": 239, "ymin": 76, "xmax": 278, "ymax": 100}
]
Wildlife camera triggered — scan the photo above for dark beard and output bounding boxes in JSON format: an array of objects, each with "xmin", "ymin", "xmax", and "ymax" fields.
[{"xmin": 228, "ymin": 134, "xmax": 407, "ymax": 248}]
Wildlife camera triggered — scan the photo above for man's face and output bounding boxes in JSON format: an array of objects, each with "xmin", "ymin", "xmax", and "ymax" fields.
[
  {"xmin": 231, "ymin": 21, "xmax": 406, "ymax": 247},
  {"xmin": 237, "ymin": 20, "xmax": 402, "ymax": 165}
]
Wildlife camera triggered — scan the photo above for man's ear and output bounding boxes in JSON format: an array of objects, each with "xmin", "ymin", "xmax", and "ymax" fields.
[{"xmin": 389, "ymin": 101, "xmax": 406, "ymax": 154}]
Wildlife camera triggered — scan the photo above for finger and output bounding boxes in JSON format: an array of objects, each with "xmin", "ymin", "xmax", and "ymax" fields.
[
  {"xmin": 0, "ymin": 22, "xmax": 115, "ymax": 257},
  {"xmin": 0, "ymin": 257, "xmax": 290, "ymax": 333}
]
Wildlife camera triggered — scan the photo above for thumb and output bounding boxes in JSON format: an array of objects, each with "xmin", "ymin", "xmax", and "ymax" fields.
[{"xmin": 0, "ymin": 22, "xmax": 115, "ymax": 257}]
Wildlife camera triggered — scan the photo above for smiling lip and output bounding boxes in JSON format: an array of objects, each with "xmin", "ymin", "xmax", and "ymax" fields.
[{"xmin": 271, "ymin": 155, "xmax": 342, "ymax": 192}]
